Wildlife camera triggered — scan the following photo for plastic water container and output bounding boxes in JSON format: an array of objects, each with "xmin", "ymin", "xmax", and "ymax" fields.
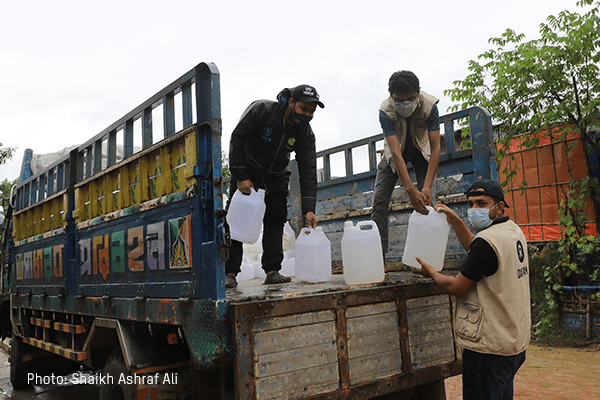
[
  {"xmin": 342, "ymin": 220, "xmax": 385, "ymax": 285},
  {"xmin": 237, "ymin": 262, "xmax": 255, "ymax": 282},
  {"xmin": 295, "ymin": 227, "xmax": 332, "ymax": 283},
  {"xmin": 402, "ymin": 206, "xmax": 450, "ymax": 271},
  {"xmin": 226, "ymin": 189, "xmax": 266, "ymax": 244},
  {"xmin": 281, "ymin": 250, "xmax": 295, "ymax": 277}
]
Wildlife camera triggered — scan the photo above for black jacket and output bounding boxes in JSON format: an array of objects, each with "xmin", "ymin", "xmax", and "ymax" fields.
[{"xmin": 229, "ymin": 88, "xmax": 317, "ymax": 215}]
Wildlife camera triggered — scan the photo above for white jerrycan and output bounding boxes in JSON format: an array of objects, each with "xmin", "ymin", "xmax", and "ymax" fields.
[
  {"xmin": 402, "ymin": 206, "xmax": 449, "ymax": 271},
  {"xmin": 226, "ymin": 189, "xmax": 266, "ymax": 244},
  {"xmin": 341, "ymin": 220, "xmax": 385, "ymax": 285},
  {"xmin": 294, "ymin": 227, "xmax": 332, "ymax": 283}
]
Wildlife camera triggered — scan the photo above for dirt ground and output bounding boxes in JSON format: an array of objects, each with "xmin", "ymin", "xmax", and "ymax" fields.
[{"xmin": 444, "ymin": 343, "xmax": 600, "ymax": 399}]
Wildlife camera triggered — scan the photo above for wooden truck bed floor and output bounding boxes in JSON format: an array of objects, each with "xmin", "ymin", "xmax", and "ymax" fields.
[{"xmin": 225, "ymin": 271, "xmax": 425, "ymax": 303}]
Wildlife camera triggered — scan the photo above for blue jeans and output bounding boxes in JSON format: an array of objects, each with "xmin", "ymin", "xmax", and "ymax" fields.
[{"xmin": 462, "ymin": 349, "xmax": 527, "ymax": 400}]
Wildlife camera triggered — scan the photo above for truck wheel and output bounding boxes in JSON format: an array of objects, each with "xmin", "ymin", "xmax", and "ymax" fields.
[
  {"xmin": 412, "ymin": 379, "xmax": 446, "ymax": 400},
  {"xmin": 99, "ymin": 349, "xmax": 136, "ymax": 400},
  {"xmin": 10, "ymin": 333, "xmax": 30, "ymax": 390}
]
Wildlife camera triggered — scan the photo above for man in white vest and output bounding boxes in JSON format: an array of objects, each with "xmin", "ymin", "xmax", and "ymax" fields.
[
  {"xmin": 412, "ymin": 179, "xmax": 530, "ymax": 400},
  {"xmin": 371, "ymin": 71, "xmax": 441, "ymax": 263}
]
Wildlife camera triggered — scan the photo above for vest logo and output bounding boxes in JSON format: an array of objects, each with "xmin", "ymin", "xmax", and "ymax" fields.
[
  {"xmin": 261, "ymin": 126, "xmax": 273, "ymax": 142},
  {"xmin": 285, "ymin": 137, "xmax": 296, "ymax": 150},
  {"xmin": 517, "ymin": 265, "xmax": 529, "ymax": 279},
  {"xmin": 516, "ymin": 240, "xmax": 525, "ymax": 263}
]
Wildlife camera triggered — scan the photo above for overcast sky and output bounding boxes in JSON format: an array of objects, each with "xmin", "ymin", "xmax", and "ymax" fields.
[{"xmin": 0, "ymin": 0, "xmax": 591, "ymax": 182}]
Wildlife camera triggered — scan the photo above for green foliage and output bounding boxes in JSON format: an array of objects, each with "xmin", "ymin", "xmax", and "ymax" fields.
[
  {"xmin": 529, "ymin": 246, "xmax": 561, "ymax": 342},
  {"xmin": 445, "ymin": 0, "xmax": 600, "ymax": 152},
  {"xmin": 557, "ymin": 176, "xmax": 600, "ymax": 281},
  {"xmin": 221, "ymin": 151, "xmax": 230, "ymax": 180},
  {"xmin": 221, "ymin": 151, "xmax": 230, "ymax": 194},
  {"xmin": 0, "ymin": 178, "xmax": 18, "ymax": 244},
  {"xmin": 529, "ymin": 245, "xmax": 593, "ymax": 346},
  {"xmin": 0, "ymin": 143, "xmax": 15, "ymax": 167}
]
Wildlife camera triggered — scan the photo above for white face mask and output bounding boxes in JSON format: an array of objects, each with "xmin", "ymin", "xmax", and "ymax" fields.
[
  {"xmin": 468, "ymin": 203, "xmax": 498, "ymax": 230},
  {"xmin": 394, "ymin": 98, "xmax": 420, "ymax": 118}
]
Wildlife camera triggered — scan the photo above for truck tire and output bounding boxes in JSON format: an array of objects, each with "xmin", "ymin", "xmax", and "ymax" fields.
[
  {"xmin": 412, "ymin": 379, "xmax": 446, "ymax": 400},
  {"xmin": 10, "ymin": 333, "xmax": 30, "ymax": 390},
  {"xmin": 99, "ymin": 349, "xmax": 136, "ymax": 400}
]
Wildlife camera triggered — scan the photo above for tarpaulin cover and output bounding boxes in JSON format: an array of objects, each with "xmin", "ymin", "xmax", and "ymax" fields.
[{"xmin": 498, "ymin": 126, "xmax": 598, "ymax": 241}]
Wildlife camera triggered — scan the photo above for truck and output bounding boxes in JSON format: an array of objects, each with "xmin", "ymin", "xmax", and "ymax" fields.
[{"xmin": 0, "ymin": 61, "xmax": 496, "ymax": 399}]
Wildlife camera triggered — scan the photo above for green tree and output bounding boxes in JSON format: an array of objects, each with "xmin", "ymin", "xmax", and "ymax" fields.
[
  {"xmin": 1, "ymin": 143, "xmax": 17, "ymax": 263},
  {"xmin": 446, "ymin": 0, "xmax": 600, "ymax": 154},
  {"xmin": 0, "ymin": 143, "xmax": 15, "ymax": 167},
  {"xmin": 445, "ymin": 0, "xmax": 600, "ymax": 340}
]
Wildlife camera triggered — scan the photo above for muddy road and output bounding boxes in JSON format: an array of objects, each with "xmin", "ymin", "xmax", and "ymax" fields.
[{"xmin": 1, "ymin": 338, "xmax": 598, "ymax": 399}]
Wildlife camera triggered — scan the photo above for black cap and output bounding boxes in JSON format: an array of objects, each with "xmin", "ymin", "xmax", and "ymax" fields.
[
  {"xmin": 290, "ymin": 85, "xmax": 324, "ymax": 108},
  {"xmin": 466, "ymin": 179, "xmax": 510, "ymax": 208}
]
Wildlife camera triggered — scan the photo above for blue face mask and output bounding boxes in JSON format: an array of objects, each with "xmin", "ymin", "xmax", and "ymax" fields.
[{"xmin": 468, "ymin": 203, "xmax": 498, "ymax": 230}]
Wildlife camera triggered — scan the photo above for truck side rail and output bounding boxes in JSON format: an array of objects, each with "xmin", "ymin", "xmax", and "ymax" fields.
[
  {"xmin": 290, "ymin": 106, "xmax": 495, "ymax": 269},
  {"xmin": 10, "ymin": 62, "xmax": 226, "ymax": 301}
]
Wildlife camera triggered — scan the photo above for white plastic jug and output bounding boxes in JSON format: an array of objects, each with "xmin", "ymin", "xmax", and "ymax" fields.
[
  {"xmin": 402, "ymin": 206, "xmax": 450, "ymax": 271},
  {"xmin": 226, "ymin": 189, "xmax": 266, "ymax": 244},
  {"xmin": 342, "ymin": 220, "xmax": 385, "ymax": 285},
  {"xmin": 281, "ymin": 250, "xmax": 295, "ymax": 277},
  {"xmin": 295, "ymin": 227, "xmax": 332, "ymax": 283}
]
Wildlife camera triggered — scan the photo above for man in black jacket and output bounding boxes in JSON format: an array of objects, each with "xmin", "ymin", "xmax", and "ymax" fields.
[{"xmin": 226, "ymin": 85, "xmax": 323, "ymax": 288}]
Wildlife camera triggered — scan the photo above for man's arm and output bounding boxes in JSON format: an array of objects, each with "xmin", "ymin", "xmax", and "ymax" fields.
[
  {"xmin": 422, "ymin": 129, "xmax": 440, "ymax": 205},
  {"xmin": 413, "ymin": 257, "xmax": 475, "ymax": 298},
  {"xmin": 229, "ymin": 103, "xmax": 260, "ymax": 184},
  {"xmin": 434, "ymin": 204, "xmax": 474, "ymax": 251},
  {"xmin": 295, "ymin": 127, "xmax": 318, "ymax": 223}
]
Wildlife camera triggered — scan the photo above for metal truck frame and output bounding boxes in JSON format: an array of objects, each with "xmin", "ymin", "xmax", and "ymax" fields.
[{"xmin": 0, "ymin": 61, "xmax": 496, "ymax": 400}]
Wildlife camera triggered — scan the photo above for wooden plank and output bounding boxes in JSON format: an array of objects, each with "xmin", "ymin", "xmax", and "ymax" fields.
[
  {"xmin": 407, "ymin": 307, "xmax": 451, "ymax": 327},
  {"xmin": 255, "ymin": 363, "xmax": 339, "ymax": 400},
  {"xmin": 346, "ymin": 301, "xmax": 397, "ymax": 318},
  {"xmin": 254, "ymin": 341, "xmax": 338, "ymax": 378},
  {"xmin": 253, "ymin": 321, "xmax": 336, "ymax": 356},
  {"xmin": 406, "ymin": 295, "xmax": 457, "ymax": 370},
  {"xmin": 410, "ymin": 341, "xmax": 455, "ymax": 370},
  {"xmin": 346, "ymin": 311, "xmax": 398, "ymax": 338},
  {"xmin": 348, "ymin": 350, "xmax": 402, "ymax": 385},
  {"xmin": 408, "ymin": 321, "xmax": 453, "ymax": 346},
  {"xmin": 253, "ymin": 310, "xmax": 335, "ymax": 333},
  {"xmin": 406, "ymin": 294, "xmax": 449, "ymax": 309},
  {"xmin": 347, "ymin": 329, "xmax": 400, "ymax": 359}
]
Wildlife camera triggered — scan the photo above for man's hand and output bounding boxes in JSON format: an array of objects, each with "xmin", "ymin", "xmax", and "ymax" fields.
[
  {"xmin": 237, "ymin": 179, "xmax": 254, "ymax": 195},
  {"xmin": 407, "ymin": 187, "xmax": 428, "ymax": 214},
  {"xmin": 410, "ymin": 256, "xmax": 435, "ymax": 278},
  {"xmin": 433, "ymin": 204, "xmax": 461, "ymax": 225},
  {"xmin": 422, "ymin": 186, "xmax": 432, "ymax": 207},
  {"xmin": 305, "ymin": 212, "xmax": 318, "ymax": 229}
]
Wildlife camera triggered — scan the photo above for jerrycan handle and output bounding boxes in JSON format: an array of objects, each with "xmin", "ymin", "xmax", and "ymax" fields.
[
  {"xmin": 356, "ymin": 221, "xmax": 376, "ymax": 230},
  {"xmin": 239, "ymin": 188, "xmax": 265, "ymax": 198},
  {"xmin": 299, "ymin": 227, "xmax": 314, "ymax": 236}
]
